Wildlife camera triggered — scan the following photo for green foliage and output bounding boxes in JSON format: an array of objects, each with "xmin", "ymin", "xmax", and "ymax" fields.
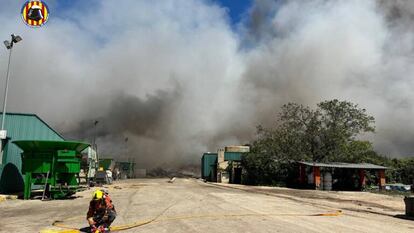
[
  {"xmin": 242, "ymin": 99, "xmax": 380, "ymax": 185},
  {"xmin": 386, "ymin": 158, "xmax": 414, "ymax": 184},
  {"xmin": 317, "ymin": 100, "xmax": 375, "ymax": 162}
]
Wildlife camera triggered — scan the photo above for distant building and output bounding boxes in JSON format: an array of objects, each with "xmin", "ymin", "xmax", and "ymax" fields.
[
  {"xmin": 297, "ymin": 162, "xmax": 387, "ymax": 191},
  {"xmin": 0, "ymin": 113, "xmax": 64, "ymax": 193},
  {"xmin": 115, "ymin": 160, "xmax": 135, "ymax": 179},
  {"xmin": 201, "ymin": 145, "xmax": 249, "ymax": 184},
  {"xmin": 201, "ymin": 152, "xmax": 217, "ymax": 182}
]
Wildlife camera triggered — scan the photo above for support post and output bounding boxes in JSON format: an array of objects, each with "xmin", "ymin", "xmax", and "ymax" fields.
[
  {"xmin": 359, "ymin": 169, "xmax": 366, "ymax": 190},
  {"xmin": 24, "ymin": 172, "xmax": 31, "ymax": 200},
  {"xmin": 42, "ymin": 171, "xmax": 50, "ymax": 201},
  {"xmin": 378, "ymin": 169, "xmax": 386, "ymax": 190},
  {"xmin": 313, "ymin": 166, "xmax": 321, "ymax": 190},
  {"xmin": 299, "ymin": 164, "xmax": 306, "ymax": 186}
]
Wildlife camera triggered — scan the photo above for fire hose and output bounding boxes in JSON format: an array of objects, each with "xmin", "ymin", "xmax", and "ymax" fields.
[{"xmin": 40, "ymin": 210, "xmax": 343, "ymax": 233}]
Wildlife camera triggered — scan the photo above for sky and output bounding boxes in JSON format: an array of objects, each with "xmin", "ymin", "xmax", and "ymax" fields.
[
  {"xmin": 2, "ymin": 0, "xmax": 414, "ymax": 168},
  {"xmin": 56, "ymin": 0, "xmax": 253, "ymax": 25},
  {"xmin": 214, "ymin": 0, "xmax": 253, "ymax": 25}
]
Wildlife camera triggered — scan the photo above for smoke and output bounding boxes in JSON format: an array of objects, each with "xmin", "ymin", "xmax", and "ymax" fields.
[
  {"xmin": 240, "ymin": 0, "xmax": 414, "ymax": 157},
  {"xmin": 0, "ymin": 0, "xmax": 247, "ymax": 168},
  {"xmin": 0, "ymin": 0, "xmax": 414, "ymax": 168}
]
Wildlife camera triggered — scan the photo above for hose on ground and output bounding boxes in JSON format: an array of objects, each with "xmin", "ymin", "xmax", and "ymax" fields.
[{"xmin": 40, "ymin": 210, "xmax": 343, "ymax": 233}]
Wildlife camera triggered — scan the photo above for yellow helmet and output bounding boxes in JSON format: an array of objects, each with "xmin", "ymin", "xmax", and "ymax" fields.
[{"xmin": 92, "ymin": 190, "xmax": 104, "ymax": 200}]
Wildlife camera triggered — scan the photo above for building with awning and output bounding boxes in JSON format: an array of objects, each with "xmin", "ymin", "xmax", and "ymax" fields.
[{"xmin": 298, "ymin": 161, "xmax": 387, "ymax": 191}]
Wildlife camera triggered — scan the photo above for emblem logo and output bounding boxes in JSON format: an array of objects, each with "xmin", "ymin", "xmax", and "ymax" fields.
[{"xmin": 21, "ymin": 0, "xmax": 50, "ymax": 27}]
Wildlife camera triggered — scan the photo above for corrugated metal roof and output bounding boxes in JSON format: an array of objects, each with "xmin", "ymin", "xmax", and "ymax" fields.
[
  {"xmin": 0, "ymin": 112, "xmax": 65, "ymax": 140},
  {"xmin": 3, "ymin": 113, "xmax": 65, "ymax": 165},
  {"xmin": 299, "ymin": 161, "xmax": 387, "ymax": 169},
  {"xmin": 0, "ymin": 113, "xmax": 65, "ymax": 193}
]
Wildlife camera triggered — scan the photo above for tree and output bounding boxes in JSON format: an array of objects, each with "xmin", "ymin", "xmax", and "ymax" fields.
[
  {"xmin": 277, "ymin": 103, "xmax": 319, "ymax": 162},
  {"xmin": 242, "ymin": 99, "xmax": 379, "ymax": 185},
  {"xmin": 272, "ymin": 99, "xmax": 376, "ymax": 163},
  {"xmin": 317, "ymin": 99, "xmax": 375, "ymax": 162},
  {"xmin": 242, "ymin": 126, "xmax": 293, "ymax": 185},
  {"xmin": 388, "ymin": 158, "xmax": 414, "ymax": 184}
]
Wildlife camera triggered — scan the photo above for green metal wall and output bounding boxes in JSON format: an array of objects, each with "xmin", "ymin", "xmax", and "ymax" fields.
[
  {"xmin": 224, "ymin": 152, "xmax": 242, "ymax": 161},
  {"xmin": 0, "ymin": 113, "xmax": 64, "ymax": 193},
  {"xmin": 201, "ymin": 153, "xmax": 217, "ymax": 179}
]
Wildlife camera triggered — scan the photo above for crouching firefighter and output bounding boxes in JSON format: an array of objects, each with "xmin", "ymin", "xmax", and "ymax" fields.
[{"xmin": 87, "ymin": 190, "xmax": 117, "ymax": 232}]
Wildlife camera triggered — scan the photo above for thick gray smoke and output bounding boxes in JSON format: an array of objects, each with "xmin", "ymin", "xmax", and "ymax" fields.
[
  {"xmin": 239, "ymin": 0, "xmax": 414, "ymax": 157},
  {"xmin": 0, "ymin": 0, "xmax": 246, "ymax": 168},
  {"xmin": 0, "ymin": 0, "xmax": 414, "ymax": 168}
]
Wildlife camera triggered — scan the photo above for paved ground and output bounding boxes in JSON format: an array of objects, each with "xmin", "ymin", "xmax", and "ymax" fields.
[{"xmin": 1, "ymin": 178, "xmax": 414, "ymax": 232}]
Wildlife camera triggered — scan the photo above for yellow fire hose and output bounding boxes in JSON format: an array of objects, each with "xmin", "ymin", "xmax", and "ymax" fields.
[{"xmin": 40, "ymin": 210, "xmax": 342, "ymax": 233}]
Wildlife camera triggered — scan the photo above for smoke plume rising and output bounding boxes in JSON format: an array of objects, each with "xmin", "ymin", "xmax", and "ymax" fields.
[
  {"xmin": 1, "ymin": 0, "xmax": 414, "ymax": 168},
  {"xmin": 241, "ymin": 0, "xmax": 414, "ymax": 157}
]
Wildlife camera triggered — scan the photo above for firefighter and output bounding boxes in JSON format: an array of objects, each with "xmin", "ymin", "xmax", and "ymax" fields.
[{"xmin": 87, "ymin": 190, "xmax": 116, "ymax": 232}]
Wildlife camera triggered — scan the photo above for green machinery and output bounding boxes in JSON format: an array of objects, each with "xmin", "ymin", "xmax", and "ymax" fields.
[
  {"xmin": 116, "ymin": 161, "xmax": 135, "ymax": 179},
  {"xmin": 99, "ymin": 158, "xmax": 115, "ymax": 170},
  {"xmin": 13, "ymin": 140, "xmax": 90, "ymax": 199}
]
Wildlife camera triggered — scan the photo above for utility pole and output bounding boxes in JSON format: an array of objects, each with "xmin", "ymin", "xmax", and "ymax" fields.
[
  {"xmin": 0, "ymin": 34, "xmax": 22, "ymax": 165},
  {"xmin": 93, "ymin": 120, "xmax": 99, "ymax": 170}
]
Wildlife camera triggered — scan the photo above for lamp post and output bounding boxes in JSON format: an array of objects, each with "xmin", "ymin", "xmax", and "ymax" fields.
[
  {"xmin": 0, "ymin": 34, "xmax": 22, "ymax": 165},
  {"xmin": 92, "ymin": 120, "xmax": 99, "ymax": 170},
  {"xmin": 92, "ymin": 120, "xmax": 99, "ymax": 150}
]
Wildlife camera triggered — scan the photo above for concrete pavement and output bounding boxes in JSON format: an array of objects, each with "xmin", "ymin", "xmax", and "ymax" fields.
[{"xmin": 1, "ymin": 178, "xmax": 414, "ymax": 232}]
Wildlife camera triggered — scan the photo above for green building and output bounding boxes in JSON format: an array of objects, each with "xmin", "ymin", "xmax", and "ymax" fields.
[
  {"xmin": 201, "ymin": 153, "xmax": 218, "ymax": 182},
  {"xmin": 201, "ymin": 148, "xmax": 250, "ymax": 183},
  {"xmin": 0, "ymin": 113, "xmax": 64, "ymax": 193}
]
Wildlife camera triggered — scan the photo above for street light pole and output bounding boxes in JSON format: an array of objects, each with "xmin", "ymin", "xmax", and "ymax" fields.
[
  {"xmin": 1, "ymin": 46, "xmax": 13, "ymax": 131},
  {"xmin": 93, "ymin": 120, "xmax": 99, "ymax": 170},
  {"xmin": 0, "ymin": 34, "xmax": 22, "ymax": 165}
]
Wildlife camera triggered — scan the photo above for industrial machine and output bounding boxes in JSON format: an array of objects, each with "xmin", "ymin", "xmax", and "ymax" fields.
[
  {"xmin": 115, "ymin": 160, "xmax": 135, "ymax": 179},
  {"xmin": 13, "ymin": 140, "xmax": 90, "ymax": 199},
  {"xmin": 95, "ymin": 159, "xmax": 115, "ymax": 185}
]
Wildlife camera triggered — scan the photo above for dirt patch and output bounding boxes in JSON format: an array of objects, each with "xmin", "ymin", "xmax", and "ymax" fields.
[{"xmin": 209, "ymin": 182, "xmax": 405, "ymax": 216}]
